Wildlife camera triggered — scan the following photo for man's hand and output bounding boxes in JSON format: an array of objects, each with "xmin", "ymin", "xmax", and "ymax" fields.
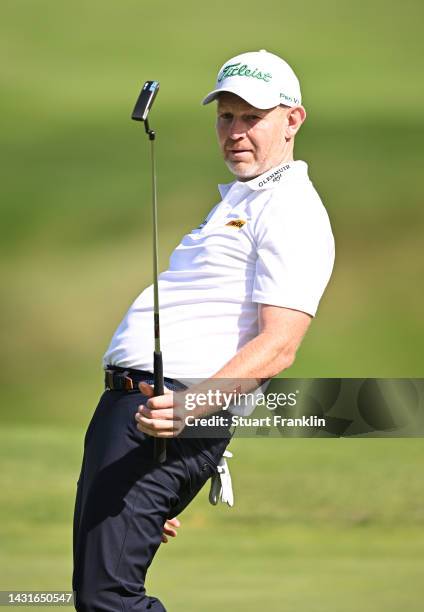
[
  {"xmin": 161, "ymin": 517, "xmax": 181, "ymax": 544},
  {"xmin": 134, "ymin": 381, "xmax": 187, "ymax": 437}
]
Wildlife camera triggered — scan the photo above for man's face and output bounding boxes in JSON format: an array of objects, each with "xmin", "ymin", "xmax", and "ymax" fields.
[{"xmin": 216, "ymin": 92, "xmax": 289, "ymax": 181}]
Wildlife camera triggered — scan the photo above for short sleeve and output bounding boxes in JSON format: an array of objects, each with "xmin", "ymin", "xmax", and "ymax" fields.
[{"xmin": 251, "ymin": 184, "xmax": 335, "ymax": 316}]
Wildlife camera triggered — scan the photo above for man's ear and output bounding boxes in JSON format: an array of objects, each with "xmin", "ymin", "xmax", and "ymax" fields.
[{"xmin": 285, "ymin": 106, "xmax": 307, "ymax": 139}]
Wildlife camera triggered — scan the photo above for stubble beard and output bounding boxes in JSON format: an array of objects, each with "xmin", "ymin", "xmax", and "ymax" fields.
[{"xmin": 224, "ymin": 158, "xmax": 263, "ymax": 182}]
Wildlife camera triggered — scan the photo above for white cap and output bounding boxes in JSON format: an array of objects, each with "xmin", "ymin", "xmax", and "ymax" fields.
[{"xmin": 202, "ymin": 50, "xmax": 302, "ymax": 109}]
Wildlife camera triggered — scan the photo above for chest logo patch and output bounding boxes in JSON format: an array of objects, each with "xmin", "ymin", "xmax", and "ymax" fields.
[{"xmin": 225, "ymin": 219, "xmax": 246, "ymax": 229}]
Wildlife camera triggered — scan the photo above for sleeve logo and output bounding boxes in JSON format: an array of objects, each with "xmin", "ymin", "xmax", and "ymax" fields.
[{"xmin": 225, "ymin": 219, "xmax": 246, "ymax": 229}]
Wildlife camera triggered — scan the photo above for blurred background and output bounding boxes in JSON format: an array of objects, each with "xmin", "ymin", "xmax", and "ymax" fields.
[{"xmin": 1, "ymin": 0, "xmax": 423, "ymax": 610}]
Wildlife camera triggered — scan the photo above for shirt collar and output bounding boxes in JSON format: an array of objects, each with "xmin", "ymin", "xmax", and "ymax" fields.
[{"xmin": 218, "ymin": 160, "xmax": 308, "ymax": 198}]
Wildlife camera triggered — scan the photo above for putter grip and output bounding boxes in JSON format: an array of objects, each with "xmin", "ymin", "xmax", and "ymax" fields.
[{"xmin": 153, "ymin": 351, "xmax": 166, "ymax": 463}]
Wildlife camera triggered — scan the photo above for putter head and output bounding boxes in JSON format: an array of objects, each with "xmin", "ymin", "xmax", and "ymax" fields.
[{"xmin": 131, "ymin": 81, "xmax": 160, "ymax": 122}]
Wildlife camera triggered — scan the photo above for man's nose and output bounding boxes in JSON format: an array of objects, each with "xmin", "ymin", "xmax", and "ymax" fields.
[{"xmin": 228, "ymin": 118, "xmax": 247, "ymax": 139}]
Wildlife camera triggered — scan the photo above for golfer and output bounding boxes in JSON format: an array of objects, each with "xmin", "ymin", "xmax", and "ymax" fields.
[{"xmin": 72, "ymin": 49, "xmax": 335, "ymax": 611}]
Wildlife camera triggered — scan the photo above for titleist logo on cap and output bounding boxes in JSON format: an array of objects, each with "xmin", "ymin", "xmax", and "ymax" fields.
[{"xmin": 218, "ymin": 63, "xmax": 273, "ymax": 83}]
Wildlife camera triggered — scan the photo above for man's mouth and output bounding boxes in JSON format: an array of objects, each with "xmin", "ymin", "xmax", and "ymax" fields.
[{"xmin": 227, "ymin": 149, "xmax": 252, "ymax": 159}]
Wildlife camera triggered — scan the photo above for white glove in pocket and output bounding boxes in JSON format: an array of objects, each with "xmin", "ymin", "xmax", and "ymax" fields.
[{"xmin": 209, "ymin": 450, "xmax": 234, "ymax": 507}]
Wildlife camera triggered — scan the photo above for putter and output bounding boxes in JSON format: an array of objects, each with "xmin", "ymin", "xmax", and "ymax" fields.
[{"xmin": 131, "ymin": 81, "xmax": 166, "ymax": 463}]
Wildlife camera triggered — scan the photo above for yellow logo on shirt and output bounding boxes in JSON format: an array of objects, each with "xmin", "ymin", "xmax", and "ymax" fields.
[{"xmin": 225, "ymin": 219, "xmax": 246, "ymax": 229}]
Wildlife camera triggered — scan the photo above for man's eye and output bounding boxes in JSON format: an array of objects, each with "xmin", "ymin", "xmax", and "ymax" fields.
[
  {"xmin": 246, "ymin": 114, "xmax": 260, "ymax": 121},
  {"xmin": 220, "ymin": 113, "xmax": 233, "ymax": 121}
]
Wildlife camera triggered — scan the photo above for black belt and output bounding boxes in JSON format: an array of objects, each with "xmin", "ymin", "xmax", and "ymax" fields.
[{"xmin": 104, "ymin": 366, "xmax": 186, "ymax": 392}]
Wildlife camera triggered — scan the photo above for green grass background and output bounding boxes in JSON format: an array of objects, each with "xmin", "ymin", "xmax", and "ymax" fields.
[{"xmin": 1, "ymin": 0, "xmax": 423, "ymax": 610}]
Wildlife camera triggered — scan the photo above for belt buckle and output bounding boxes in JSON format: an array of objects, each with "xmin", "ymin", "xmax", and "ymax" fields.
[
  {"xmin": 120, "ymin": 371, "xmax": 134, "ymax": 390},
  {"xmin": 105, "ymin": 369, "xmax": 134, "ymax": 391}
]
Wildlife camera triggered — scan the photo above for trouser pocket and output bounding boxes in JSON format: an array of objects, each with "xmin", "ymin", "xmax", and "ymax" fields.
[{"xmin": 178, "ymin": 437, "xmax": 229, "ymax": 496}]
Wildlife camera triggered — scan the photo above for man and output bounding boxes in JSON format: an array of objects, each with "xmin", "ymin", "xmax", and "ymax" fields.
[{"xmin": 73, "ymin": 49, "xmax": 335, "ymax": 611}]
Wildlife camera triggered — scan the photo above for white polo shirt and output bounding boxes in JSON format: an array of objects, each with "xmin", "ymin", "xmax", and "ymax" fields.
[{"xmin": 103, "ymin": 160, "xmax": 335, "ymax": 379}]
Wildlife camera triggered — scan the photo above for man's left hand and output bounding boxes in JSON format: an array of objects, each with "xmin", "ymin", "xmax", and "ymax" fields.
[
  {"xmin": 161, "ymin": 517, "xmax": 181, "ymax": 544},
  {"xmin": 135, "ymin": 381, "xmax": 187, "ymax": 437}
]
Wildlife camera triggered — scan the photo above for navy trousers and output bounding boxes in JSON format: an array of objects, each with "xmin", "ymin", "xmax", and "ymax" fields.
[{"xmin": 72, "ymin": 388, "xmax": 230, "ymax": 611}]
